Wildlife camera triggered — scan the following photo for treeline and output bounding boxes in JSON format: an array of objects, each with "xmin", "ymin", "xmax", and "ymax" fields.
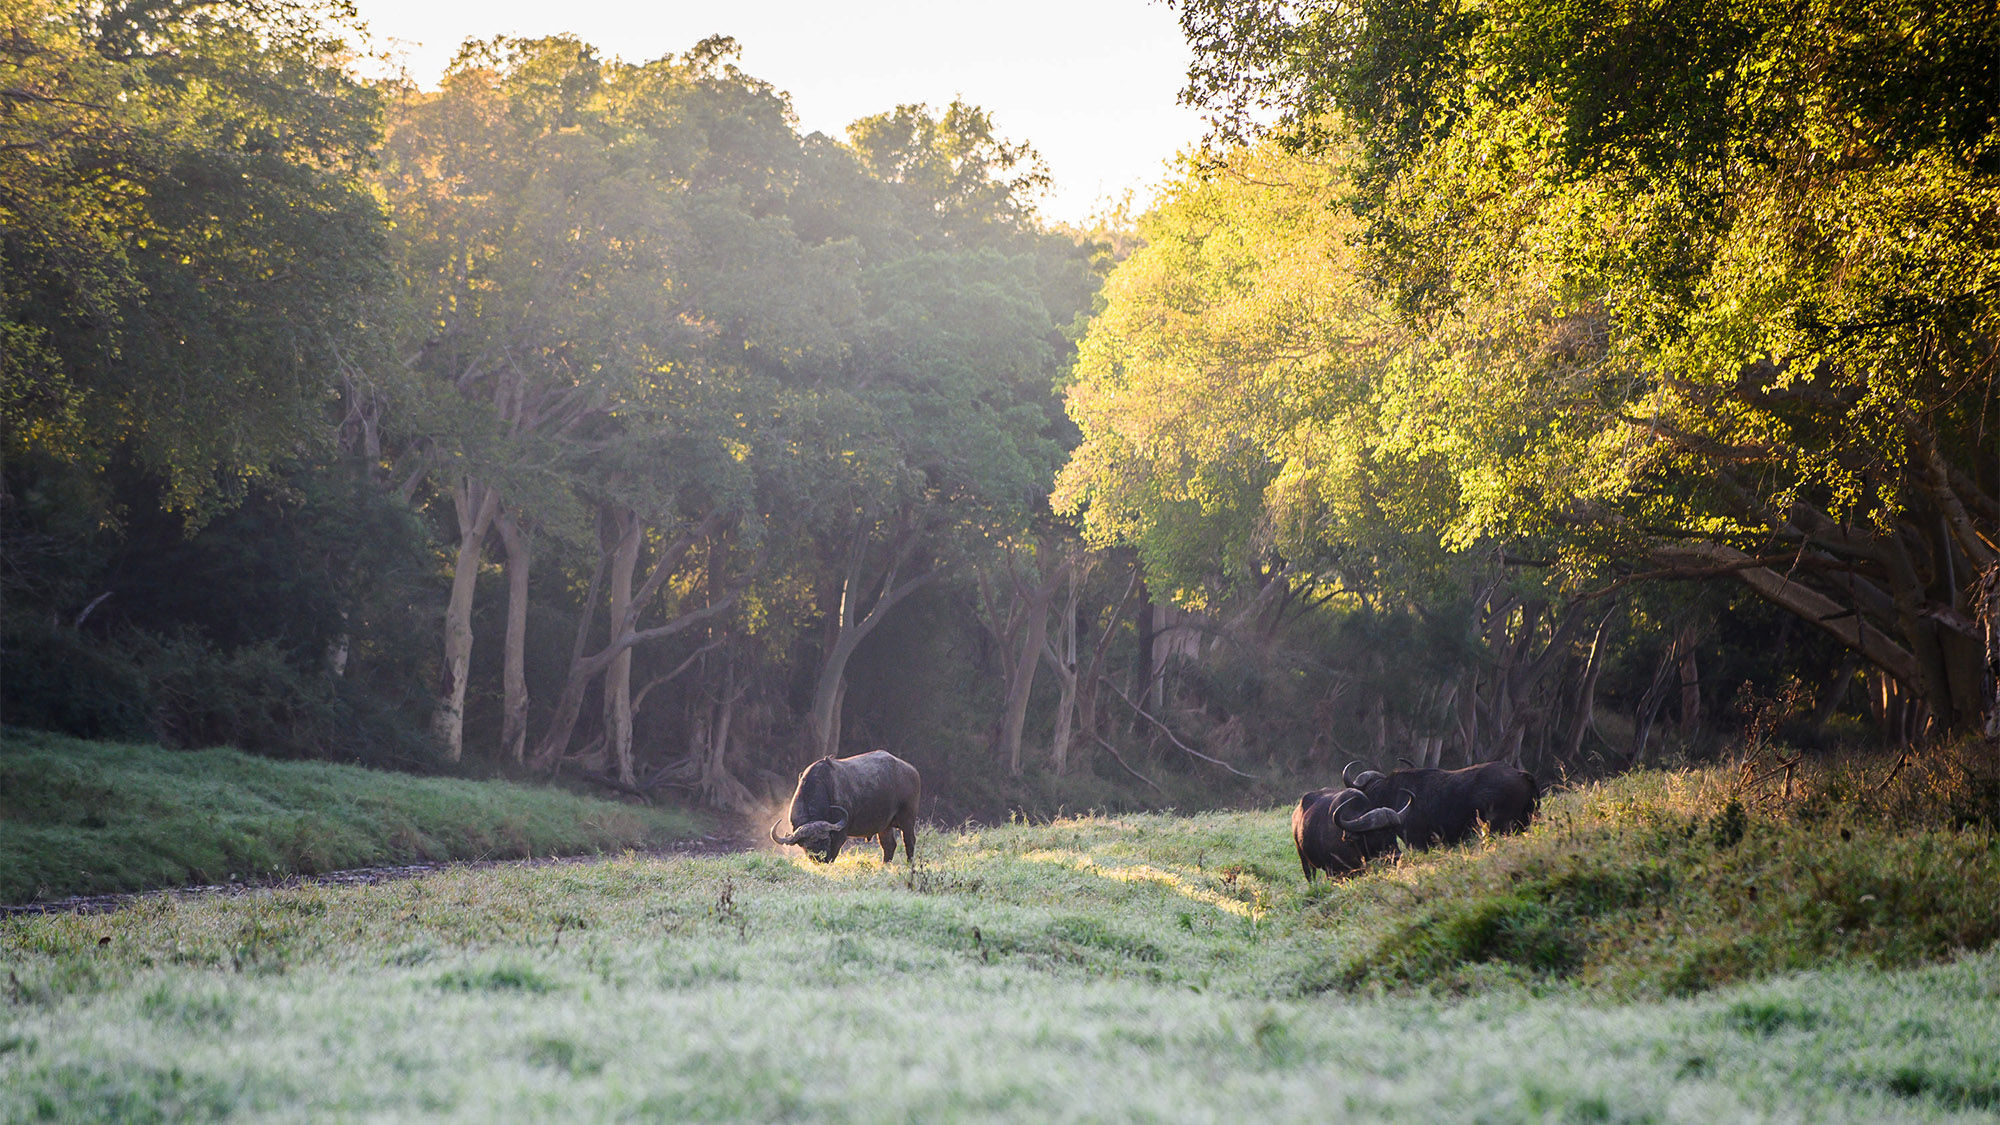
[
  {"xmin": 1056, "ymin": 0, "xmax": 2000, "ymax": 771},
  {"xmin": 1, "ymin": 1, "xmax": 1132, "ymax": 811},
  {"xmin": 5, "ymin": 0, "xmax": 1993, "ymax": 814}
]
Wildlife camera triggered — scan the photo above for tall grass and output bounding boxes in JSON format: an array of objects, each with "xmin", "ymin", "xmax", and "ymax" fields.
[
  {"xmin": 0, "ymin": 730, "xmax": 705, "ymax": 902},
  {"xmin": 3, "ymin": 745, "xmax": 1996, "ymax": 1120},
  {"xmin": 1322, "ymin": 743, "xmax": 2000, "ymax": 997}
]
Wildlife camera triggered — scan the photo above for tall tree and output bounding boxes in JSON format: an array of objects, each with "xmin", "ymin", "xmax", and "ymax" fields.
[
  {"xmin": 797, "ymin": 245, "xmax": 1071, "ymax": 758},
  {"xmin": 1167, "ymin": 0, "xmax": 2000, "ymax": 734},
  {"xmin": 379, "ymin": 35, "xmax": 851, "ymax": 762},
  {"xmin": 1, "ymin": 0, "xmax": 392, "ymax": 525}
]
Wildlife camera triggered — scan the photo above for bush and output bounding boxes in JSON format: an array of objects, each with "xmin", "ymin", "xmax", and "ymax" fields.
[
  {"xmin": 0, "ymin": 621, "xmax": 439, "ymax": 768},
  {"xmin": 0, "ymin": 619, "xmax": 153, "ymax": 742}
]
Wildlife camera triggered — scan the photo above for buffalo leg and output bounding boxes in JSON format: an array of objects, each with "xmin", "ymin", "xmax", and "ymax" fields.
[
  {"xmin": 900, "ymin": 816, "xmax": 916, "ymax": 864},
  {"xmin": 880, "ymin": 826, "xmax": 898, "ymax": 863}
]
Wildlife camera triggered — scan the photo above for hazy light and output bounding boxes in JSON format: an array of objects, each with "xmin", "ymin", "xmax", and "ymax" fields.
[{"xmin": 349, "ymin": 0, "xmax": 1209, "ymax": 225}]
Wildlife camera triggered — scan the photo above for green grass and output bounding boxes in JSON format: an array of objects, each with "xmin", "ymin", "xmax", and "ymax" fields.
[
  {"xmin": 3, "ymin": 750, "xmax": 1997, "ymax": 1121},
  {"xmin": 1322, "ymin": 757, "xmax": 2000, "ymax": 997},
  {"xmin": 0, "ymin": 730, "xmax": 705, "ymax": 902}
]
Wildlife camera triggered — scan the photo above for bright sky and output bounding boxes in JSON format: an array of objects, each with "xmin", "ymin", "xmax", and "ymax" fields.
[{"xmin": 348, "ymin": 0, "xmax": 1211, "ymax": 225}]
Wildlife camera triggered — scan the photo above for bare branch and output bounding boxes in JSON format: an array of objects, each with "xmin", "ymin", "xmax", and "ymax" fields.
[
  {"xmin": 1090, "ymin": 730, "xmax": 1165, "ymax": 793},
  {"xmin": 1106, "ymin": 681, "xmax": 1260, "ymax": 780}
]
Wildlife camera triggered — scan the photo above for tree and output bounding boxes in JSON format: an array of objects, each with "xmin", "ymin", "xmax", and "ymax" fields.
[
  {"xmin": 794, "ymin": 244, "xmax": 1072, "ymax": 759},
  {"xmin": 1168, "ymin": 0, "xmax": 2000, "ymax": 735},
  {"xmin": 378, "ymin": 36, "xmax": 851, "ymax": 764},
  {"xmin": 847, "ymin": 99, "xmax": 1052, "ymax": 243},
  {"xmin": 1, "ymin": 0, "xmax": 392, "ymax": 524}
]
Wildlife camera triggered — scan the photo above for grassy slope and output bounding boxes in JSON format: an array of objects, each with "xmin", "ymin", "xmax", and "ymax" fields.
[
  {"xmin": 3, "ymin": 757, "xmax": 1997, "ymax": 1122},
  {"xmin": 0, "ymin": 731, "xmax": 705, "ymax": 902}
]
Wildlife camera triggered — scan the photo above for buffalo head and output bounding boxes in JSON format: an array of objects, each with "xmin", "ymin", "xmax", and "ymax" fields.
[
  {"xmin": 770, "ymin": 805, "xmax": 851, "ymax": 863},
  {"xmin": 1342, "ymin": 759, "xmax": 1388, "ymax": 790}
]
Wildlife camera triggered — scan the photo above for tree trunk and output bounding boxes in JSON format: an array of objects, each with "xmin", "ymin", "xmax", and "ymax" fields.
[
  {"xmin": 1981, "ymin": 565, "xmax": 2000, "ymax": 738},
  {"xmin": 810, "ymin": 522, "xmax": 930, "ymax": 760},
  {"xmin": 1810, "ymin": 652, "xmax": 1859, "ymax": 738},
  {"xmin": 494, "ymin": 510, "xmax": 532, "ymax": 764},
  {"xmin": 999, "ymin": 596, "xmax": 1050, "ymax": 776},
  {"xmin": 530, "ymin": 510, "xmax": 735, "ymax": 770},
  {"xmin": 989, "ymin": 558, "xmax": 1061, "ymax": 777},
  {"xmin": 1563, "ymin": 610, "xmax": 1612, "ymax": 763},
  {"xmin": 1677, "ymin": 626, "xmax": 1701, "ymax": 733},
  {"xmin": 1131, "ymin": 583, "xmax": 1156, "ymax": 733},
  {"xmin": 696, "ymin": 663, "xmax": 753, "ymax": 809},
  {"xmin": 1651, "ymin": 543, "xmax": 1919, "ymax": 687},
  {"xmin": 1455, "ymin": 671, "xmax": 1480, "ymax": 764},
  {"xmin": 603, "ymin": 507, "xmax": 641, "ymax": 786},
  {"xmin": 1630, "ymin": 636, "xmax": 1683, "ymax": 768},
  {"xmin": 1046, "ymin": 565, "xmax": 1082, "ymax": 775},
  {"xmin": 431, "ymin": 479, "xmax": 501, "ymax": 761},
  {"xmin": 810, "ymin": 633, "xmax": 861, "ymax": 760}
]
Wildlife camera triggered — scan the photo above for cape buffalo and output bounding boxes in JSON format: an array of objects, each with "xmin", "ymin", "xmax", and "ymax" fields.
[
  {"xmin": 1292, "ymin": 786, "xmax": 1408, "ymax": 882},
  {"xmin": 770, "ymin": 750, "xmax": 921, "ymax": 865},
  {"xmin": 1340, "ymin": 758, "xmax": 1540, "ymax": 849}
]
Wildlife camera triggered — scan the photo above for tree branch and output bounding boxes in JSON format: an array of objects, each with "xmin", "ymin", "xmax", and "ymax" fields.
[
  {"xmin": 1090, "ymin": 730, "xmax": 1165, "ymax": 793},
  {"xmin": 1106, "ymin": 682, "xmax": 1260, "ymax": 779}
]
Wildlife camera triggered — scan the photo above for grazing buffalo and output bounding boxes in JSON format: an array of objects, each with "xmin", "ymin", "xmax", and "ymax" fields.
[
  {"xmin": 770, "ymin": 750, "xmax": 921, "ymax": 865},
  {"xmin": 1292, "ymin": 786, "xmax": 1409, "ymax": 882},
  {"xmin": 1339, "ymin": 759, "xmax": 1540, "ymax": 849}
]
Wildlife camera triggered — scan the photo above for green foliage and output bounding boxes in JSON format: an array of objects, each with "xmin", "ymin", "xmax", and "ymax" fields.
[
  {"xmin": 847, "ymin": 99, "xmax": 1053, "ymax": 241},
  {"xmin": 380, "ymin": 33, "xmax": 1101, "ymax": 769},
  {"xmin": 0, "ymin": 621, "xmax": 432, "ymax": 766},
  {"xmin": 0, "ymin": 620, "xmax": 155, "ymax": 744},
  {"xmin": 1057, "ymin": 140, "xmax": 1421, "ymax": 604},
  {"xmin": 0, "ymin": 731, "xmax": 703, "ymax": 902},
  {"xmin": 0, "ymin": 0, "xmax": 395, "ymax": 522},
  {"xmin": 1156, "ymin": 0, "xmax": 2000, "ymax": 734}
]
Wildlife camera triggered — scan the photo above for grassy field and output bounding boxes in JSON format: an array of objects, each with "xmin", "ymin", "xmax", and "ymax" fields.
[
  {"xmin": 0, "ymin": 731, "xmax": 706, "ymax": 902},
  {"xmin": 4, "ymin": 750, "xmax": 1998, "ymax": 1121}
]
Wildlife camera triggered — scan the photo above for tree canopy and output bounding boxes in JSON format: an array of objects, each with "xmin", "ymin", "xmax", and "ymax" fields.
[
  {"xmin": 1, "ymin": 0, "xmax": 392, "ymax": 522},
  {"xmin": 1131, "ymin": 0, "xmax": 2000, "ymax": 731}
]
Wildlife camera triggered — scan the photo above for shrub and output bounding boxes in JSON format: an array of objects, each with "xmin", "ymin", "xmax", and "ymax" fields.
[
  {"xmin": 0, "ymin": 621, "xmax": 439, "ymax": 768},
  {"xmin": 0, "ymin": 619, "xmax": 153, "ymax": 742}
]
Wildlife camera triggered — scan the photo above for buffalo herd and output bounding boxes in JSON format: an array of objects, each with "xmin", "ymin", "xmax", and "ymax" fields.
[
  {"xmin": 767, "ymin": 749, "xmax": 1540, "ymax": 882},
  {"xmin": 1293, "ymin": 759, "xmax": 1539, "ymax": 881}
]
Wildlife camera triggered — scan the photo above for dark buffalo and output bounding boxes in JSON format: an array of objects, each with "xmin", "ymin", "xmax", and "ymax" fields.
[
  {"xmin": 770, "ymin": 750, "xmax": 921, "ymax": 865},
  {"xmin": 1292, "ymin": 786, "xmax": 1408, "ymax": 882},
  {"xmin": 1341, "ymin": 758, "xmax": 1539, "ymax": 849}
]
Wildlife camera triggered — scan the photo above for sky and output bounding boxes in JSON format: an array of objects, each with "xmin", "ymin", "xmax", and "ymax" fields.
[{"xmin": 347, "ymin": 0, "xmax": 1212, "ymax": 225}]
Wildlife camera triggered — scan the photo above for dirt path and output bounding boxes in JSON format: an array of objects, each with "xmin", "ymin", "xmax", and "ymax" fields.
[{"xmin": 0, "ymin": 825, "xmax": 761, "ymax": 919}]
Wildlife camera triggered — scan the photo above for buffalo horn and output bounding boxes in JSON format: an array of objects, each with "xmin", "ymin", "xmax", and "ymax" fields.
[
  {"xmin": 1351, "ymin": 770, "xmax": 1387, "ymax": 789},
  {"xmin": 1342, "ymin": 760, "xmax": 1366, "ymax": 787},
  {"xmin": 1335, "ymin": 790, "xmax": 1407, "ymax": 833},
  {"xmin": 828, "ymin": 805, "xmax": 850, "ymax": 832},
  {"xmin": 770, "ymin": 818, "xmax": 799, "ymax": 846}
]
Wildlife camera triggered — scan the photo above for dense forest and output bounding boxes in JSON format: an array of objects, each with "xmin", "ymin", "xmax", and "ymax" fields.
[{"xmin": 4, "ymin": 0, "xmax": 1995, "ymax": 816}]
